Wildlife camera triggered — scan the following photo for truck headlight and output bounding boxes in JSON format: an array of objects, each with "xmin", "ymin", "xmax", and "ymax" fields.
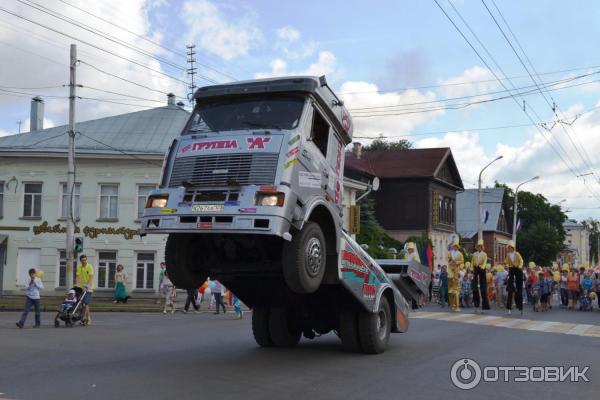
[
  {"xmin": 255, "ymin": 192, "xmax": 285, "ymax": 207},
  {"xmin": 146, "ymin": 195, "xmax": 168, "ymax": 208}
]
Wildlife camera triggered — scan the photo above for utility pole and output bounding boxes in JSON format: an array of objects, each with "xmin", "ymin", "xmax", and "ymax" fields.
[
  {"xmin": 17, "ymin": 120, "xmax": 22, "ymax": 133},
  {"xmin": 66, "ymin": 44, "xmax": 77, "ymax": 288},
  {"xmin": 477, "ymin": 156, "xmax": 503, "ymax": 242},
  {"xmin": 186, "ymin": 44, "xmax": 197, "ymax": 103}
]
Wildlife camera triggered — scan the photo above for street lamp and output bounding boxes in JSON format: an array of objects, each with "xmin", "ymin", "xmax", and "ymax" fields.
[
  {"xmin": 478, "ymin": 156, "xmax": 504, "ymax": 241},
  {"xmin": 512, "ymin": 176, "xmax": 540, "ymax": 243}
]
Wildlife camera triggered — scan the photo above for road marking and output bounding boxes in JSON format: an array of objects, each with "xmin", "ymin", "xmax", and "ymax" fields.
[{"xmin": 412, "ymin": 311, "xmax": 600, "ymax": 338}]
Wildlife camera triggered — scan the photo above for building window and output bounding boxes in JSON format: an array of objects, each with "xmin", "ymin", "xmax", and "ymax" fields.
[
  {"xmin": 23, "ymin": 182, "xmax": 42, "ymax": 217},
  {"xmin": 60, "ymin": 183, "xmax": 81, "ymax": 219},
  {"xmin": 436, "ymin": 195, "xmax": 454, "ymax": 225},
  {"xmin": 58, "ymin": 250, "xmax": 77, "ymax": 288},
  {"xmin": 97, "ymin": 251, "xmax": 117, "ymax": 289},
  {"xmin": 136, "ymin": 252, "xmax": 155, "ymax": 289},
  {"xmin": 137, "ymin": 185, "xmax": 155, "ymax": 219},
  {"xmin": 99, "ymin": 184, "xmax": 119, "ymax": 219},
  {"xmin": 0, "ymin": 181, "xmax": 3, "ymax": 218}
]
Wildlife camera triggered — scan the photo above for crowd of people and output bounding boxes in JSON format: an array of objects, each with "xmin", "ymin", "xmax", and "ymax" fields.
[{"xmin": 428, "ymin": 239, "xmax": 600, "ymax": 314}]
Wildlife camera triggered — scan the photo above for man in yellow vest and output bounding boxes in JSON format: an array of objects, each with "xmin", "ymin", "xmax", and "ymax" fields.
[
  {"xmin": 447, "ymin": 237, "xmax": 463, "ymax": 312},
  {"xmin": 505, "ymin": 240, "xmax": 524, "ymax": 315},
  {"xmin": 471, "ymin": 239, "xmax": 490, "ymax": 311}
]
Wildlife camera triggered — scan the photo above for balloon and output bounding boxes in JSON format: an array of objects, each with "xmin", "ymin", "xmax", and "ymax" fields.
[{"xmin": 35, "ymin": 270, "xmax": 44, "ymax": 278}]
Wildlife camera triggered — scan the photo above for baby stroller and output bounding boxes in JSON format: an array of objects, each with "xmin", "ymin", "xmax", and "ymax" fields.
[
  {"xmin": 54, "ymin": 287, "xmax": 87, "ymax": 327},
  {"xmin": 580, "ymin": 289, "xmax": 593, "ymax": 312}
]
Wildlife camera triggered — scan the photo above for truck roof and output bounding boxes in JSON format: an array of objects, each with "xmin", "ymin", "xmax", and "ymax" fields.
[{"xmin": 193, "ymin": 76, "xmax": 353, "ymax": 144}]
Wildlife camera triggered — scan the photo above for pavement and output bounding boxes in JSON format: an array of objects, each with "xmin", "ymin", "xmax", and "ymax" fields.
[{"xmin": 0, "ymin": 305, "xmax": 599, "ymax": 400}]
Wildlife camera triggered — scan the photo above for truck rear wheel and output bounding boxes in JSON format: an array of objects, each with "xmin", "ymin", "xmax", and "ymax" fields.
[
  {"xmin": 268, "ymin": 306, "xmax": 301, "ymax": 347},
  {"xmin": 282, "ymin": 222, "xmax": 326, "ymax": 294},
  {"xmin": 251, "ymin": 306, "xmax": 272, "ymax": 347},
  {"xmin": 165, "ymin": 234, "xmax": 209, "ymax": 289},
  {"xmin": 358, "ymin": 296, "xmax": 391, "ymax": 354},
  {"xmin": 339, "ymin": 309, "xmax": 362, "ymax": 353}
]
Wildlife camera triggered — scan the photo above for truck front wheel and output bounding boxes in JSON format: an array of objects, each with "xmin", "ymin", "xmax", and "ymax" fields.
[
  {"xmin": 165, "ymin": 234, "xmax": 209, "ymax": 289},
  {"xmin": 358, "ymin": 297, "xmax": 391, "ymax": 354},
  {"xmin": 282, "ymin": 222, "xmax": 326, "ymax": 294}
]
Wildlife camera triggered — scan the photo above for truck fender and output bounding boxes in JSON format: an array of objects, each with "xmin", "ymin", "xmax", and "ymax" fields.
[
  {"xmin": 296, "ymin": 197, "xmax": 341, "ymax": 253},
  {"xmin": 375, "ymin": 285, "xmax": 409, "ymax": 333}
]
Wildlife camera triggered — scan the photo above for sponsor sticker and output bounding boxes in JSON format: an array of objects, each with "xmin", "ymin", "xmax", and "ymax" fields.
[
  {"xmin": 239, "ymin": 208, "xmax": 257, "ymax": 214},
  {"xmin": 197, "ymin": 222, "xmax": 212, "ymax": 229},
  {"xmin": 180, "ymin": 139, "xmax": 238, "ymax": 154},
  {"xmin": 247, "ymin": 136, "xmax": 271, "ymax": 149},
  {"xmin": 159, "ymin": 208, "xmax": 176, "ymax": 214},
  {"xmin": 288, "ymin": 134, "xmax": 300, "ymax": 145},
  {"xmin": 284, "ymin": 158, "xmax": 298, "ymax": 168},
  {"xmin": 299, "ymin": 171, "xmax": 321, "ymax": 189},
  {"xmin": 224, "ymin": 200, "xmax": 240, "ymax": 206}
]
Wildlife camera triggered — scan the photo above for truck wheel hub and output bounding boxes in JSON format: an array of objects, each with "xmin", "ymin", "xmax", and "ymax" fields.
[
  {"xmin": 377, "ymin": 310, "xmax": 387, "ymax": 340},
  {"xmin": 305, "ymin": 237, "xmax": 322, "ymax": 277}
]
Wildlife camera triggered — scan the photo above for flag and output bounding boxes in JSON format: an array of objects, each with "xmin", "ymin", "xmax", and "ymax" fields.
[
  {"xmin": 516, "ymin": 218, "xmax": 522, "ymax": 232},
  {"xmin": 426, "ymin": 242, "xmax": 434, "ymax": 271},
  {"xmin": 481, "ymin": 209, "xmax": 489, "ymax": 224},
  {"xmin": 421, "ymin": 242, "xmax": 428, "ymax": 267}
]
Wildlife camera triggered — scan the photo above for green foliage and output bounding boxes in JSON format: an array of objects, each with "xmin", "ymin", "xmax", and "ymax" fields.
[
  {"xmin": 363, "ymin": 138, "xmax": 413, "ymax": 151},
  {"xmin": 356, "ymin": 196, "xmax": 404, "ymax": 258},
  {"xmin": 495, "ymin": 181, "xmax": 566, "ymax": 264}
]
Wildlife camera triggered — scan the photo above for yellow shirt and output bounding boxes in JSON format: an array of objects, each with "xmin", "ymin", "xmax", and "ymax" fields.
[
  {"xmin": 504, "ymin": 252, "xmax": 524, "ymax": 270},
  {"xmin": 472, "ymin": 251, "xmax": 488, "ymax": 268},
  {"xmin": 76, "ymin": 263, "xmax": 95, "ymax": 291}
]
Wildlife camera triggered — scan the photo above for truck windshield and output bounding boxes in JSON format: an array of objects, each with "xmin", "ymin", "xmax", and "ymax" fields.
[{"xmin": 186, "ymin": 95, "xmax": 305, "ymax": 133}]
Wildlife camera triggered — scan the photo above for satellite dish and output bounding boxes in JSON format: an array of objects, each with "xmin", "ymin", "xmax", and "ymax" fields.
[{"xmin": 372, "ymin": 177, "xmax": 380, "ymax": 192}]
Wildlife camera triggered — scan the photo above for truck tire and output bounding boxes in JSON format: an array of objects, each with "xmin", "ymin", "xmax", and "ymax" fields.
[
  {"xmin": 252, "ymin": 306, "xmax": 272, "ymax": 347},
  {"xmin": 268, "ymin": 306, "xmax": 301, "ymax": 347},
  {"xmin": 339, "ymin": 309, "xmax": 362, "ymax": 353},
  {"xmin": 165, "ymin": 234, "xmax": 209, "ymax": 289},
  {"xmin": 282, "ymin": 222, "xmax": 326, "ymax": 294},
  {"xmin": 358, "ymin": 296, "xmax": 391, "ymax": 354}
]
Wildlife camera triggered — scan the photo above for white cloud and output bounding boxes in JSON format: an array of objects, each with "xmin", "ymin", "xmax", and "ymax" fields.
[
  {"xmin": 439, "ymin": 66, "xmax": 498, "ymax": 104},
  {"xmin": 181, "ymin": 0, "xmax": 263, "ymax": 60},
  {"xmin": 339, "ymin": 82, "xmax": 443, "ymax": 140},
  {"xmin": 274, "ymin": 25, "xmax": 316, "ymax": 60},
  {"xmin": 254, "ymin": 51, "xmax": 337, "ymax": 79},
  {"xmin": 0, "ymin": 0, "xmax": 185, "ymax": 128}
]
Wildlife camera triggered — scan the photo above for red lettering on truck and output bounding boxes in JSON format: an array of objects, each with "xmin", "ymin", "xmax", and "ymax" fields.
[{"xmin": 180, "ymin": 140, "xmax": 238, "ymax": 154}]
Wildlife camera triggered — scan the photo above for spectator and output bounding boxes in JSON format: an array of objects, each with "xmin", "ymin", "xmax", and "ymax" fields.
[
  {"xmin": 495, "ymin": 265, "xmax": 508, "ymax": 308},
  {"xmin": 76, "ymin": 254, "xmax": 94, "ymax": 326},
  {"xmin": 162, "ymin": 271, "xmax": 176, "ymax": 314},
  {"xmin": 566, "ymin": 268, "xmax": 580, "ymax": 310},
  {"xmin": 460, "ymin": 274, "xmax": 471, "ymax": 308},
  {"xmin": 113, "ymin": 264, "xmax": 129, "ymax": 304},
  {"xmin": 211, "ymin": 279, "xmax": 226, "ymax": 315},
  {"xmin": 559, "ymin": 267, "xmax": 569, "ymax": 307},
  {"xmin": 233, "ymin": 294, "xmax": 243, "ymax": 319},
  {"xmin": 184, "ymin": 287, "xmax": 200, "ymax": 314},
  {"xmin": 157, "ymin": 262, "xmax": 166, "ymax": 304},
  {"xmin": 16, "ymin": 268, "xmax": 43, "ymax": 329},
  {"xmin": 439, "ymin": 265, "xmax": 449, "ymax": 308},
  {"xmin": 593, "ymin": 271, "xmax": 600, "ymax": 309}
]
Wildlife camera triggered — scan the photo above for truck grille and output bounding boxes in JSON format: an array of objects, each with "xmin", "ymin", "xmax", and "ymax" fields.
[{"xmin": 169, "ymin": 153, "xmax": 279, "ymax": 188}]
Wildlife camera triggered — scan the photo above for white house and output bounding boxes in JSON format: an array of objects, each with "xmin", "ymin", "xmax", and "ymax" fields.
[
  {"xmin": 0, "ymin": 96, "xmax": 189, "ymax": 294},
  {"xmin": 562, "ymin": 219, "xmax": 590, "ymax": 267}
]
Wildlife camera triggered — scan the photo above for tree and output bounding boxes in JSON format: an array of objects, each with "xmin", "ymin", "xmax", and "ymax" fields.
[
  {"xmin": 495, "ymin": 181, "xmax": 566, "ymax": 264},
  {"xmin": 363, "ymin": 138, "xmax": 413, "ymax": 151},
  {"xmin": 356, "ymin": 196, "xmax": 404, "ymax": 258}
]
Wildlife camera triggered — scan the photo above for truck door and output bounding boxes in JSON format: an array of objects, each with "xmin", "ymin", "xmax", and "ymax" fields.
[{"xmin": 306, "ymin": 105, "xmax": 339, "ymax": 211}]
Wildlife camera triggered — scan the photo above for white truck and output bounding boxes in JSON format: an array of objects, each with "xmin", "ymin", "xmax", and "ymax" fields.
[{"xmin": 140, "ymin": 76, "xmax": 430, "ymax": 353}]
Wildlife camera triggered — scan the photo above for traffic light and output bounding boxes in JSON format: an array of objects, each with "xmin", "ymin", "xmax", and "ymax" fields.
[{"xmin": 74, "ymin": 237, "xmax": 84, "ymax": 253}]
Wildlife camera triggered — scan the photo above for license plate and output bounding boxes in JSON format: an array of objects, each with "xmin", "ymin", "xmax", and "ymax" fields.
[{"xmin": 191, "ymin": 204, "xmax": 224, "ymax": 212}]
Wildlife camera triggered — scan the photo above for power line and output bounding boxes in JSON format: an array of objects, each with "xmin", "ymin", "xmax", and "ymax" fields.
[
  {"xmin": 433, "ymin": 0, "xmax": 582, "ymax": 181},
  {"xmin": 0, "ymin": 84, "xmax": 64, "ymax": 90},
  {"xmin": 483, "ymin": 0, "xmax": 600, "ymax": 194},
  {"xmin": 79, "ymin": 85, "xmax": 165, "ymax": 103},
  {"xmin": 58, "ymin": 0, "xmax": 238, "ymax": 81},
  {"xmin": 0, "ymin": 6, "xmax": 189, "ymax": 85}
]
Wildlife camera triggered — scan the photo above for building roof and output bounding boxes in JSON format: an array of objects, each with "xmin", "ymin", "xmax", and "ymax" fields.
[
  {"xmin": 345, "ymin": 147, "xmax": 463, "ymax": 189},
  {"xmin": 456, "ymin": 188, "xmax": 507, "ymax": 238},
  {"xmin": 0, "ymin": 105, "xmax": 189, "ymax": 156},
  {"xmin": 563, "ymin": 219, "xmax": 585, "ymax": 230}
]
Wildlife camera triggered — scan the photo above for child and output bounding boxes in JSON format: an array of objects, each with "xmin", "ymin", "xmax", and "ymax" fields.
[
  {"xmin": 439, "ymin": 266, "xmax": 449, "ymax": 308},
  {"xmin": 532, "ymin": 273, "xmax": 542, "ymax": 312},
  {"xmin": 581, "ymin": 271, "xmax": 594, "ymax": 311},
  {"xmin": 60, "ymin": 289, "xmax": 78, "ymax": 313},
  {"xmin": 233, "ymin": 295, "xmax": 243, "ymax": 319},
  {"xmin": 460, "ymin": 274, "xmax": 471, "ymax": 308},
  {"xmin": 16, "ymin": 268, "xmax": 44, "ymax": 328},
  {"xmin": 432, "ymin": 273, "xmax": 441, "ymax": 304},
  {"xmin": 162, "ymin": 271, "xmax": 177, "ymax": 314}
]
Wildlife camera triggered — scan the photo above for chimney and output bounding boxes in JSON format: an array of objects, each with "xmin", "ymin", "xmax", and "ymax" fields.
[
  {"xmin": 167, "ymin": 93, "xmax": 176, "ymax": 106},
  {"xmin": 176, "ymin": 101, "xmax": 185, "ymax": 107},
  {"xmin": 30, "ymin": 96, "xmax": 44, "ymax": 131},
  {"xmin": 353, "ymin": 142, "xmax": 362, "ymax": 159}
]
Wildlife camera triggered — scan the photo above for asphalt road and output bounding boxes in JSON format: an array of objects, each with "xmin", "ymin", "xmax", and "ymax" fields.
[{"xmin": 1, "ymin": 308, "xmax": 599, "ymax": 400}]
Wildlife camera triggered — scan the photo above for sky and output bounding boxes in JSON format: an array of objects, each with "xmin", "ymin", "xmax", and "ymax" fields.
[{"xmin": 2, "ymin": 0, "xmax": 600, "ymax": 220}]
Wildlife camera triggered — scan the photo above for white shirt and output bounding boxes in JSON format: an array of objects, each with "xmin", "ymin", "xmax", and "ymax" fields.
[
  {"xmin": 450, "ymin": 250, "xmax": 460, "ymax": 261},
  {"xmin": 509, "ymin": 252, "xmax": 515, "ymax": 263},
  {"xmin": 475, "ymin": 251, "xmax": 484, "ymax": 263}
]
